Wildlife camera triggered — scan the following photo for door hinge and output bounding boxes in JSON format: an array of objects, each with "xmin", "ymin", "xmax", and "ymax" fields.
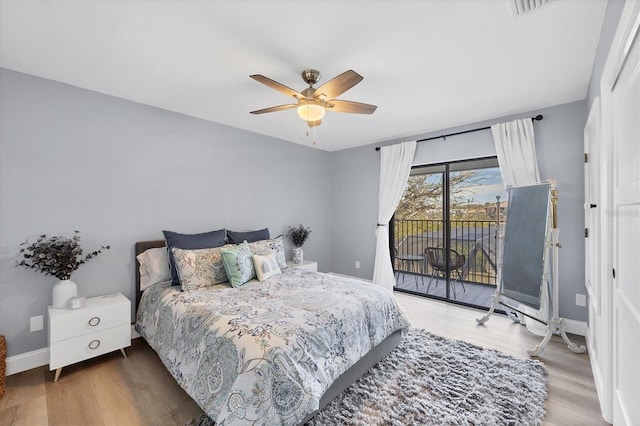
[
  {"xmin": 584, "ymin": 153, "xmax": 588, "ymax": 163},
  {"xmin": 585, "ymin": 228, "xmax": 589, "ymax": 238}
]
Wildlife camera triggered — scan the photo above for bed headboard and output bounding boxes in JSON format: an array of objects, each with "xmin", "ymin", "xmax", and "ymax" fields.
[{"xmin": 134, "ymin": 240, "xmax": 166, "ymax": 311}]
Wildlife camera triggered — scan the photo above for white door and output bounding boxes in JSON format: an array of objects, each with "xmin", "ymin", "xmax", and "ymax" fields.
[
  {"xmin": 584, "ymin": 96, "xmax": 611, "ymax": 420},
  {"xmin": 605, "ymin": 2, "xmax": 640, "ymax": 424}
]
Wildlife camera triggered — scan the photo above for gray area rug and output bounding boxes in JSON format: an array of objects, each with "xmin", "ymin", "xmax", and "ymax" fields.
[{"xmin": 188, "ymin": 328, "xmax": 547, "ymax": 425}]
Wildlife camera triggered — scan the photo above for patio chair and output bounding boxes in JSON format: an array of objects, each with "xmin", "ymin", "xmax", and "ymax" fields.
[{"xmin": 425, "ymin": 247, "xmax": 467, "ymax": 298}]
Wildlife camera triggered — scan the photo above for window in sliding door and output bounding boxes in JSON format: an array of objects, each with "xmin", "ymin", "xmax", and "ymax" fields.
[{"xmin": 391, "ymin": 157, "xmax": 506, "ymax": 310}]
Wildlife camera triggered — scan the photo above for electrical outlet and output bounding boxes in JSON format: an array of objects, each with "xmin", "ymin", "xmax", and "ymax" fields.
[
  {"xmin": 30, "ymin": 315, "xmax": 43, "ymax": 332},
  {"xmin": 576, "ymin": 294, "xmax": 587, "ymax": 307},
  {"xmin": 355, "ymin": 260, "xmax": 360, "ymax": 269}
]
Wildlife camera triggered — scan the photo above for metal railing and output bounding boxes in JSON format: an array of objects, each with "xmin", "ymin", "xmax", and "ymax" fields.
[{"xmin": 393, "ymin": 219, "xmax": 500, "ymax": 286}]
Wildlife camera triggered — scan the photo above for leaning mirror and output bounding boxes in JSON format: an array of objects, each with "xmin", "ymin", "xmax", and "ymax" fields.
[
  {"xmin": 476, "ymin": 181, "xmax": 585, "ymax": 356},
  {"xmin": 499, "ymin": 182, "xmax": 552, "ymax": 320}
]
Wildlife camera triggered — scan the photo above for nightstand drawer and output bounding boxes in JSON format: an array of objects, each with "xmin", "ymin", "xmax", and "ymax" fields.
[
  {"xmin": 49, "ymin": 323, "xmax": 130, "ymax": 369},
  {"xmin": 49, "ymin": 294, "xmax": 130, "ymax": 342}
]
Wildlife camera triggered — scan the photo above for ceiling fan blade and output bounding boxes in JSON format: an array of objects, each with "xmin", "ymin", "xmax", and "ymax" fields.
[
  {"xmin": 250, "ymin": 104, "xmax": 297, "ymax": 114},
  {"xmin": 325, "ymin": 100, "xmax": 377, "ymax": 114},
  {"xmin": 307, "ymin": 119, "xmax": 322, "ymax": 128},
  {"xmin": 313, "ymin": 70, "xmax": 363, "ymax": 100},
  {"xmin": 250, "ymin": 74, "xmax": 304, "ymax": 100}
]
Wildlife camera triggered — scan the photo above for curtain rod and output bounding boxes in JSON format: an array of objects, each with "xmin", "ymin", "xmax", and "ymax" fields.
[{"xmin": 374, "ymin": 114, "xmax": 543, "ymax": 151}]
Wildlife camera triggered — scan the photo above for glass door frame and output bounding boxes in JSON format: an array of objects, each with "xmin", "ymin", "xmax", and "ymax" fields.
[{"xmin": 391, "ymin": 155, "xmax": 502, "ymax": 310}]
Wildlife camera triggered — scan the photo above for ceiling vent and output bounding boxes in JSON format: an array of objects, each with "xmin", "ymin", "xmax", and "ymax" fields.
[{"xmin": 510, "ymin": 0, "xmax": 556, "ymax": 17}]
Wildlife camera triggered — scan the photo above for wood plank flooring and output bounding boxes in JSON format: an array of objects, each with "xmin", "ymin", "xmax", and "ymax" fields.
[{"xmin": 0, "ymin": 292, "xmax": 607, "ymax": 425}]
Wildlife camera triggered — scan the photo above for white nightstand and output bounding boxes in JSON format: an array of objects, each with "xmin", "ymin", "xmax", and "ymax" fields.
[
  {"xmin": 48, "ymin": 292, "xmax": 131, "ymax": 382},
  {"xmin": 286, "ymin": 260, "xmax": 318, "ymax": 272}
]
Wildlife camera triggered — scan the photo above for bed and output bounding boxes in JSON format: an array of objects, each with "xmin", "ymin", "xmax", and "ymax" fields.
[{"xmin": 134, "ymin": 240, "xmax": 409, "ymax": 425}]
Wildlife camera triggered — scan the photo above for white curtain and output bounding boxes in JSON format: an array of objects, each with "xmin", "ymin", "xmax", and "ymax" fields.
[
  {"xmin": 372, "ymin": 140, "xmax": 417, "ymax": 292},
  {"xmin": 492, "ymin": 117, "xmax": 547, "ymax": 334},
  {"xmin": 491, "ymin": 118, "xmax": 540, "ymax": 187}
]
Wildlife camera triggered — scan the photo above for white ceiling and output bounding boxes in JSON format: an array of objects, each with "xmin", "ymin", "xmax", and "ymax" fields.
[{"xmin": 0, "ymin": 0, "xmax": 607, "ymax": 152}]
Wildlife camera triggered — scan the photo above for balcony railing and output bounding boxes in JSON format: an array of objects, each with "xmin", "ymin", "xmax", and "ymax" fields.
[{"xmin": 393, "ymin": 219, "xmax": 500, "ymax": 286}]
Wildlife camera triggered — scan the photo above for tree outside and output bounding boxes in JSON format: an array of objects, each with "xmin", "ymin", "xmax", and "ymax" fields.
[{"xmin": 393, "ymin": 167, "xmax": 506, "ymax": 286}]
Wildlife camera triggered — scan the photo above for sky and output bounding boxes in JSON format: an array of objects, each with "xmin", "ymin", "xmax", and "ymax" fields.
[{"xmin": 422, "ymin": 167, "xmax": 507, "ymax": 205}]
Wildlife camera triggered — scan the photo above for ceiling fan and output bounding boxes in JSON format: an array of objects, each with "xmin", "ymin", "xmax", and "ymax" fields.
[{"xmin": 249, "ymin": 69, "xmax": 377, "ymax": 128}]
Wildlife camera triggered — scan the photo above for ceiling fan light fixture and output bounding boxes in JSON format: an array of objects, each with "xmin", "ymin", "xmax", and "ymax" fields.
[
  {"xmin": 297, "ymin": 100, "xmax": 325, "ymax": 122},
  {"xmin": 250, "ymin": 69, "xmax": 376, "ymax": 128}
]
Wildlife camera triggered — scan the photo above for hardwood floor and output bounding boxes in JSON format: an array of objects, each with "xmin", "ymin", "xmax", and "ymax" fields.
[{"xmin": 0, "ymin": 292, "xmax": 607, "ymax": 425}]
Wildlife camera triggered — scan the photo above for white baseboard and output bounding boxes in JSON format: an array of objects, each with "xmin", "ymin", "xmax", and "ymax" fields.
[
  {"xmin": 564, "ymin": 318, "xmax": 587, "ymax": 336},
  {"xmin": 5, "ymin": 325, "xmax": 142, "ymax": 376},
  {"xmin": 328, "ymin": 272, "xmax": 373, "ymax": 282},
  {"xmin": 6, "ymin": 347, "xmax": 49, "ymax": 376}
]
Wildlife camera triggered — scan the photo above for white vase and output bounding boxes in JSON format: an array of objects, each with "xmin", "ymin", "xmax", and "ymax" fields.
[
  {"xmin": 292, "ymin": 247, "xmax": 304, "ymax": 264},
  {"xmin": 52, "ymin": 279, "xmax": 77, "ymax": 309}
]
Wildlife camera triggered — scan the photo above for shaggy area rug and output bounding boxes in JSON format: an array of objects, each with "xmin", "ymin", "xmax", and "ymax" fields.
[{"xmin": 188, "ymin": 328, "xmax": 547, "ymax": 425}]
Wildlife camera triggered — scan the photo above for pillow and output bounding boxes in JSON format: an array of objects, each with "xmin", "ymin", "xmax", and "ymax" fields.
[
  {"xmin": 136, "ymin": 247, "xmax": 171, "ymax": 291},
  {"xmin": 248, "ymin": 235, "xmax": 287, "ymax": 270},
  {"xmin": 227, "ymin": 228, "xmax": 270, "ymax": 244},
  {"xmin": 252, "ymin": 252, "xmax": 282, "ymax": 282},
  {"xmin": 220, "ymin": 241, "xmax": 256, "ymax": 288},
  {"xmin": 171, "ymin": 245, "xmax": 232, "ymax": 291},
  {"xmin": 163, "ymin": 229, "xmax": 226, "ymax": 286}
]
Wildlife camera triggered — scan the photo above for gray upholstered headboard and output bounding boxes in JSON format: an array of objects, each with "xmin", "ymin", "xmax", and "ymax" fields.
[{"xmin": 134, "ymin": 240, "xmax": 166, "ymax": 311}]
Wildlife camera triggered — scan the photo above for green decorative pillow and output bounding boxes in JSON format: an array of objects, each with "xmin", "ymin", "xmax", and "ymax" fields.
[
  {"xmin": 220, "ymin": 241, "xmax": 256, "ymax": 288},
  {"xmin": 171, "ymin": 245, "xmax": 232, "ymax": 291},
  {"xmin": 252, "ymin": 252, "xmax": 282, "ymax": 282}
]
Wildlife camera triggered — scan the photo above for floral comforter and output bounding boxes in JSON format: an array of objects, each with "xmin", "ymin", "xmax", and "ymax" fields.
[{"xmin": 135, "ymin": 269, "xmax": 410, "ymax": 425}]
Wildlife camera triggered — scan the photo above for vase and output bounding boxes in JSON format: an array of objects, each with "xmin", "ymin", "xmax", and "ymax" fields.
[
  {"xmin": 292, "ymin": 247, "xmax": 303, "ymax": 264},
  {"xmin": 52, "ymin": 279, "xmax": 77, "ymax": 309}
]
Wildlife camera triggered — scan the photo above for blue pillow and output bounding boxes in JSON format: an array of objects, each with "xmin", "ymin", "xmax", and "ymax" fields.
[
  {"xmin": 227, "ymin": 228, "xmax": 270, "ymax": 244},
  {"xmin": 163, "ymin": 229, "xmax": 226, "ymax": 286}
]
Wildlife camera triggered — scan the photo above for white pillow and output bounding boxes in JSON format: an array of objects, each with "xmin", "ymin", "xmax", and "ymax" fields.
[
  {"xmin": 252, "ymin": 252, "xmax": 282, "ymax": 282},
  {"xmin": 136, "ymin": 247, "xmax": 171, "ymax": 291},
  {"xmin": 248, "ymin": 235, "xmax": 287, "ymax": 270}
]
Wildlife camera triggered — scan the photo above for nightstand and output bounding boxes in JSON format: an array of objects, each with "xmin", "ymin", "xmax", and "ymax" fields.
[
  {"xmin": 48, "ymin": 292, "xmax": 131, "ymax": 382},
  {"xmin": 286, "ymin": 260, "xmax": 318, "ymax": 272}
]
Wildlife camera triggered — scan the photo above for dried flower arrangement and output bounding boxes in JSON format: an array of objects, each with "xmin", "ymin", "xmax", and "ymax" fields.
[
  {"xmin": 288, "ymin": 224, "xmax": 311, "ymax": 248},
  {"xmin": 16, "ymin": 231, "xmax": 110, "ymax": 280}
]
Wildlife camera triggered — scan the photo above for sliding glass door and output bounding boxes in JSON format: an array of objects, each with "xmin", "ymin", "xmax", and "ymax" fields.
[{"xmin": 392, "ymin": 157, "xmax": 506, "ymax": 310}]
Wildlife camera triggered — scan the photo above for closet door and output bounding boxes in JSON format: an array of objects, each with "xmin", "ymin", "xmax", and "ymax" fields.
[
  {"xmin": 584, "ymin": 96, "xmax": 611, "ymax": 421},
  {"xmin": 602, "ymin": 2, "xmax": 640, "ymax": 424}
]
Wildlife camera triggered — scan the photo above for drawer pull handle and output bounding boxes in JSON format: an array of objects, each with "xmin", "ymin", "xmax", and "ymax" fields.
[
  {"xmin": 88, "ymin": 317, "xmax": 101, "ymax": 327},
  {"xmin": 88, "ymin": 340, "xmax": 101, "ymax": 350}
]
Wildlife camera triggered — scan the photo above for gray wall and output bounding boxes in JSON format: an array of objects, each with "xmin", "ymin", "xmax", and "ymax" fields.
[
  {"xmin": 0, "ymin": 68, "xmax": 332, "ymax": 357},
  {"xmin": 330, "ymin": 100, "xmax": 588, "ymax": 322}
]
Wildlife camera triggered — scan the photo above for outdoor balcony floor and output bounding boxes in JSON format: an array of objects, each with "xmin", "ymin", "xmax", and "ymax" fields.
[{"xmin": 393, "ymin": 272, "xmax": 497, "ymax": 309}]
